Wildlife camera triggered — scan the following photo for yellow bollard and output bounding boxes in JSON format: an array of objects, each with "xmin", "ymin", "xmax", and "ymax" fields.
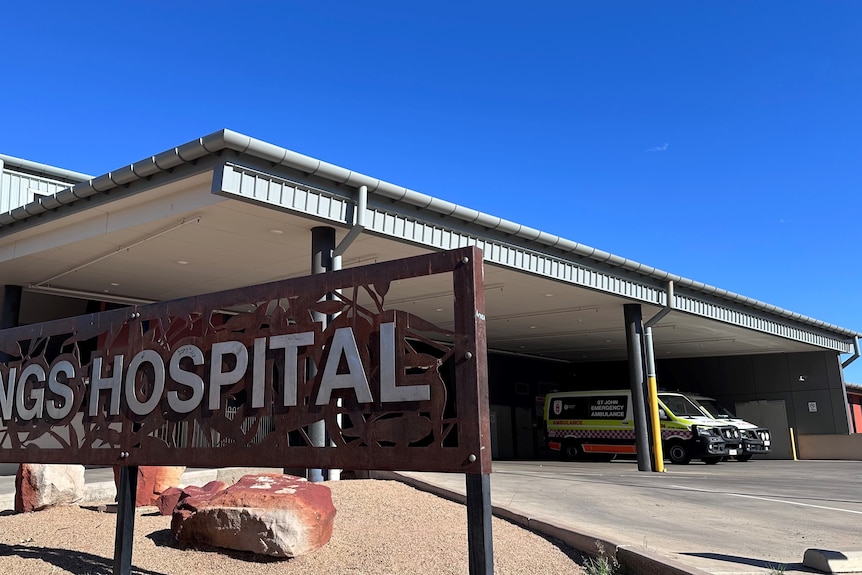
[{"xmin": 789, "ymin": 427, "xmax": 798, "ymax": 461}]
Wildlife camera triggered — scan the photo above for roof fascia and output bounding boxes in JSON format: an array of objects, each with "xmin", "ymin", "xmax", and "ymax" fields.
[
  {"xmin": 1, "ymin": 129, "xmax": 860, "ymax": 342},
  {"xmin": 0, "ymin": 153, "xmax": 93, "ymax": 184},
  {"xmin": 0, "ymin": 155, "xmax": 223, "ymax": 240}
]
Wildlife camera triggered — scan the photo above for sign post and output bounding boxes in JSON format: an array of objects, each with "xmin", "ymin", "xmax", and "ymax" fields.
[
  {"xmin": 0, "ymin": 247, "xmax": 492, "ymax": 574},
  {"xmin": 113, "ymin": 465, "xmax": 138, "ymax": 575}
]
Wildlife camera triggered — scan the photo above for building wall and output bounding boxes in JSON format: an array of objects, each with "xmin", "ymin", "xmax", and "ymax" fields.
[
  {"xmin": 655, "ymin": 351, "xmax": 850, "ymax": 435},
  {"xmin": 848, "ymin": 391, "xmax": 862, "ymax": 433},
  {"xmin": 487, "ymin": 353, "xmax": 571, "ymax": 459},
  {"xmin": 797, "ymin": 433, "xmax": 862, "ymax": 459},
  {"xmin": 492, "ymin": 349, "xmax": 851, "ymax": 460}
]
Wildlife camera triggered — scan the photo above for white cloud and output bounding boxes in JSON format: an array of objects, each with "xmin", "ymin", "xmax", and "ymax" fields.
[{"xmin": 646, "ymin": 143, "xmax": 669, "ymax": 152}]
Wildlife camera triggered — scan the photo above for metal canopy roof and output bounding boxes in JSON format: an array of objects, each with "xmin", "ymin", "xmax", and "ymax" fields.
[{"xmin": 0, "ymin": 130, "xmax": 858, "ymax": 364}]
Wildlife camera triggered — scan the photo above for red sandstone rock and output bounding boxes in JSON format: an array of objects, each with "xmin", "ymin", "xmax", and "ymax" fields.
[
  {"xmin": 171, "ymin": 474, "xmax": 335, "ymax": 557},
  {"xmin": 15, "ymin": 464, "xmax": 85, "ymax": 513},
  {"xmin": 156, "ymin": 480, "xmax": 227, "ymax": 516},
  {"xmin": 113, "ymin": 465, "xmax": 186, "ymax": 506}
]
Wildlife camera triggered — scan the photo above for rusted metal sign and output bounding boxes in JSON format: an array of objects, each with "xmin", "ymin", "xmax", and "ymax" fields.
[{"xmin": 0, "ymin": 247, "xmax": 490, "ymax": 473}]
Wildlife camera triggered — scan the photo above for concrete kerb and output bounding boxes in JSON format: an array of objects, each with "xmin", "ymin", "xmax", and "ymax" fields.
[
  {"xmin": 803, "ymin": 549, "xmax": 862, "ymax": 574},
  {"xmin": 372, "ymin": 470, "xmax": 712, "ymax": 575}
]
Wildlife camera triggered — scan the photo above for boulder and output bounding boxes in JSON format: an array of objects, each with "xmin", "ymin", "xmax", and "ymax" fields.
[
  {"xmin": 15, "ymin": 463, "xmax": 85, "ymax": 513},
  {"xmin": 156, "ymin": 480, "xmax": 227, "ymax": 516},
  {"xmin": 113, "ymin": 465, "xmax": 186, "ymax": 507},
  {"xmin": 171, "ymin": 474, "xmax": 335, "ymax": 558}
]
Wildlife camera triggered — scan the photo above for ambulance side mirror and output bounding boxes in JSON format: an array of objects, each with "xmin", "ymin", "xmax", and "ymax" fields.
[{"xmin": 658, "ymin": 409, "xmax": 667, "ymax": 420}]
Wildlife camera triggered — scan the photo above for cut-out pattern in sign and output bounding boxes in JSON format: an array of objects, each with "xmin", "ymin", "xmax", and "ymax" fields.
[{"xmin": 0, "ymin": 247, "xmax": 490, "ymax": 473}]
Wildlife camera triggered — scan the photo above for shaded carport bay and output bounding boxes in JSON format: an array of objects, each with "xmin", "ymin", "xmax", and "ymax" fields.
[{"xmin": 0, "ymin": 130, "xmax": 859, "ymax": 455}]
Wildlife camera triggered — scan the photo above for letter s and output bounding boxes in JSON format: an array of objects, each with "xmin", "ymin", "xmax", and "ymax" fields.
[
  {"xmin": 168, "ymin": 345, "xmax": 205, "ymax": 414},
  {"xmin": 46, "ymin": 360, "xmax": 76, "ymax": 420}
]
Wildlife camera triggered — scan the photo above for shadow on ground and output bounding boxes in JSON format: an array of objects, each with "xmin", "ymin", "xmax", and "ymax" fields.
[
  {"xmin": 145, "ymin": 529, "xmax": 289, "ymax": 564},
  {"xmin": 0, "ymin": 542, "xmax": 168, "ymax": 575},
  {"xmin": 680, "ymin": 552, "xmax": 817, "ymax": 573}
]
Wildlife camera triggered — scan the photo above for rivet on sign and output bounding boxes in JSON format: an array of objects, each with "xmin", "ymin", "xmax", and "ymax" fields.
[
  {"xmin": 461, "ymin": 257, "xmax": 469, "ymax": 264},
  {"xmin": 468, "ymin": 454, "xmax": 477, "ymax": 462},
  {"xmin": 465, "ymin": 351, "xmax": 473, "ymax": 360}
]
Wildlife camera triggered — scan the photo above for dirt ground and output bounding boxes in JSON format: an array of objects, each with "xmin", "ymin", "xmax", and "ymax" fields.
[{"xmin": 0, "ymin": 478, "xmax": 587, "ymax": 574}]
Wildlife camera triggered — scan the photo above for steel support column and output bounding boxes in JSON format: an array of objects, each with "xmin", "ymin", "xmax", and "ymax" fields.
[
  {"xmin": 0, "ymin": 285, "xmax": 22, "ymax": 362},
  {"xmin": 1, "ymin": 285, "xmax": 22, "ymax": 330},
  {"xmin": 624, "ymin": 304, "xmax": 652, "ymax": 472}
]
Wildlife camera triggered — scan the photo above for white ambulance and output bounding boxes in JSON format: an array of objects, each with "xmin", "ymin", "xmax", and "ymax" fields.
[
  {"xmin": 678, "ymin": 393, "xmax": 771, "ymax": 461},
  {"xmin": 543, "ymin": 390, "xmax": 741, "ymax": 464}
]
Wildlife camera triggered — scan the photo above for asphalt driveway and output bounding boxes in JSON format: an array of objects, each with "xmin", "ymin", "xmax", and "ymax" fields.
[{"xmin": 405, "ymin": 458, "xmax": 862, "ymax": 574}]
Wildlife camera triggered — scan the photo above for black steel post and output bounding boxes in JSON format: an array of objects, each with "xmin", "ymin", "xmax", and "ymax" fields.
[
  {"xmin": 306, "ymin": 226, "xmax": 335, "ymax": 482},
  {"xmin": 0, "ymin": 285, "xmax": 22, "ymax": 363},
  {"xmin": 0, "ymin": 285, "xmax": 22, "ymax": 330},
  {"xmin": 624, "ymin": 304, "xmax": 652, "ymax": 472},
  {"xmin": 466, "ymin": 473, "xmax": 494, "ymax": 575},
  {"xmin": 113, "ymin": 465, "xmax": 138, "ymax": 575}
]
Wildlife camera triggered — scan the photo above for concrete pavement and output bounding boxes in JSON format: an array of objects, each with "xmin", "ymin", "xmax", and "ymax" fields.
[{"xmin": 387, "ymin": 460, "xmax": 862, "ymax": 575}]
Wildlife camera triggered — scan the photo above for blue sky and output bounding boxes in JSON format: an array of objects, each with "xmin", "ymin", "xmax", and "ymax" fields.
[{"xmin": 2, "ymin": 2, "xmax": 861, "ymax": 382}]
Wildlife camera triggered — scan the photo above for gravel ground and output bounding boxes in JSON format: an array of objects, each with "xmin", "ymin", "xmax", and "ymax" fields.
[{"xmin": 0, "ymin": 479, "xmax": 586, "ymax": 574}]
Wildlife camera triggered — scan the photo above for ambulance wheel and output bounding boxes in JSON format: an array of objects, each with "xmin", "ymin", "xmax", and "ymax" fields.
[
  {"xmin": 702, "ymin": 456, "xmax": 721, "ymax": 465},
  {"xmin": 667, "ymin": 441, "xmax": 691, "ymax": 465},
  {"xmin": 560, "ymin": 440, "xmax": 583, "ymax": 461},
  {"xmin": 736, "ymin": 454, "xmax": 753, "ymax": 462}
]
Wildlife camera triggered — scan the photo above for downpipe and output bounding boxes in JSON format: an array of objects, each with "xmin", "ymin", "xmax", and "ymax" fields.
[
  {"xmin": 643, "ymin": 281, "xmax": 675, "ymax": 472},
  {"xmin": 841, "ymin": 337, "xmax": 860, "ymax": 369}
]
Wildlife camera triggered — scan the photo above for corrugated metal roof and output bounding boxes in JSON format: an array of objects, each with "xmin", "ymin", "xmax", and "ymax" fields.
[
  {"xmin": 0, "ymin": 154, "xmax": 92, "ymax": 214},
  {"xmin": 1, "ymin": 128, "xmax": 860, "ymax": 343}
]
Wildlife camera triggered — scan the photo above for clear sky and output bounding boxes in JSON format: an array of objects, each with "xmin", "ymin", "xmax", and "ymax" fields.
[{"xmin": 2, "ymin": 2, "xmax": 861, "ymax": 382}]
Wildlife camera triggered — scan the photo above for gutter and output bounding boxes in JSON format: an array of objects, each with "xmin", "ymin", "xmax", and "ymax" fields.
[{"xmin": 2, "ymin": 129, "xmax": 861, "ymax": 341}]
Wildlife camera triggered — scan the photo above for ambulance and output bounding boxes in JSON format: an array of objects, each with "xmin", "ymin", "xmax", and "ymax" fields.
[
  {"xmin": 677, "ymin": 393, "xmax": 771, "ymax": 461},
  {"xmin": 543, "ymin": 390, "xmax": 741, "ymax": 464}
]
